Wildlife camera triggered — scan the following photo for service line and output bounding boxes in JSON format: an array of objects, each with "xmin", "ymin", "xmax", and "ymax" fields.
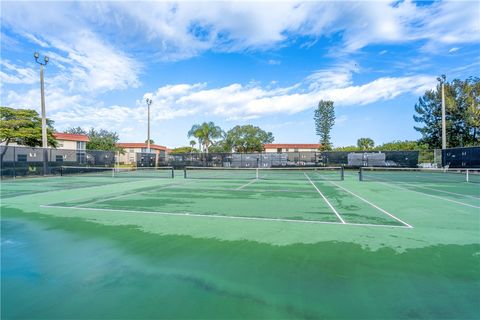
[{"xmin": 40, "ymin": 204, "xmax": 411, "ymax": 229}]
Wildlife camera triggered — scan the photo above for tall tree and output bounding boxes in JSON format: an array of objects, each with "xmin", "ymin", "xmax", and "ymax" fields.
[
  {"xmin": 87, "ymin": 128, "xmax": 121, "ymax": 151},
  {"xmin": 170, "ymin": 146, "xmax": 198, "ymax": 154},
  {"xmin": 223, "ymin": 125, "xmax": 274, "ymax": 153},
  {"xmin": 0, "ymin": 107, "xmax": 57, "ymax": 162},
  {"xmin": 314, "ymin": 100, "xmax": 335, "ymax": 150},
  {"xmin": 414, "ymin": 76, "xmax": 480, "ymax": 148},
  {"xmin": 66, "ymin": 127, "xmax": 121, "ymax": 151},
  {"xmin": 187, "ymin": 122, "xmax": 224, "ymax": 153},
  {"xmin": 65, "ymin": 127, "xmax": 87, "ymax": 135},
  {"xmin": 374, "ymin": 140, "xmax": 427, "ymax": 151},
  {"xmin": 357, "ymin": 138, "xmax": 375, "ymax": 150},
  {"xmin": 189, "ymin": 140, "xmax": 196, "ymax": 148},
  {"xmin": 208, "ymin": 140, "xmax": 231, "ymax": 153}
]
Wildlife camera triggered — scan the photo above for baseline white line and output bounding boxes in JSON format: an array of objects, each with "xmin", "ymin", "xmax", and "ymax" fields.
[
  {"xmin": 236, "ymin": 179, "xmax": 258, "ymax": 190},
  {"xmin": 365, "ymin": 177, "xmax": 480, "ymax": 209},
  {"xmin": 40, "ymin": 204, "xmax": 410, "ymax": 229},
  {"xmin": 304, "ymin": 173, "xmax": 346, "ymax": 224},
  {"xmin": 326, "ymin": 179, "xmax": 413, "ymax": 228}
]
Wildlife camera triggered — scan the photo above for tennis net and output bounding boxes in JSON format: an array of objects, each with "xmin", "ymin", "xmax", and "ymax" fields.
[
  {"xmin": 359, "ymin": 167, "xmax": 480, "ymax": 183},
  {"xmin": 184, "ymin": 166, "xmax": 344, "ymax": 181},
  {"xmin": 60, "ymin": 166, "xmax": 174, "ymax": 179}
]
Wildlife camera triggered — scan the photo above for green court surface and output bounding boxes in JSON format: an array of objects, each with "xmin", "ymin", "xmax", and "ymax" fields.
[{"xmin": 1, "ymin": 169, "xmax": 479, "ymax": 319}]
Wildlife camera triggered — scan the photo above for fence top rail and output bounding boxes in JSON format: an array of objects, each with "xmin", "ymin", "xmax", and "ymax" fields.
[
  {"xmin": 361, "ymin": 167, "xmax": 479, "ymax": 172},
  {"xmin": 184, "ymin": 166, "xmax": 343, "ymax": 170}
]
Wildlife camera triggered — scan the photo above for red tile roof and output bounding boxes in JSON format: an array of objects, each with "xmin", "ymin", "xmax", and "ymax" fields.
[
  {"xmin": 264, "ymin": 144, "xmax": 321, "ymax": 149},
  {"xmin": 117, "ymin": 143, "xmax": 167, "ymax": 151},
  {"xmin": 53, "ymin": 133, "xmax": 89, "ymax": 142}
]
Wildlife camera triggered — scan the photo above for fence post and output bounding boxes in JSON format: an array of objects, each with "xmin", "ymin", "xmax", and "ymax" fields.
[{"xmin": 13, "ymin": 146, "xmax": 16, "ymax": 179}]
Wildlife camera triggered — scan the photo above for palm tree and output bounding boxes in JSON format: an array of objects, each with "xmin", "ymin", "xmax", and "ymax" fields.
[
  {"xmin": 189, "ymin": 140, "xmax": 196, "ymax": 148},
  {"xmin": 357, "ymin": 138, "xmax": 375, "ymax": 150},
  {"xmin": 188, "ymin": 122, "xmax": 224, "ymax": 153}
]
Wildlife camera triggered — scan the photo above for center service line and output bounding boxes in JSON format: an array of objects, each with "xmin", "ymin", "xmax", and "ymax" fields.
[{"xmin": 304, "ymin": 172, "xmax": 346, "ymax": 224}]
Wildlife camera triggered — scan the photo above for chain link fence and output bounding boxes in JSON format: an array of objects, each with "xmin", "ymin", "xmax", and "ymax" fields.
[
  {"xmin": 442, "ymin": 146, "xmax": 480, "ymax": 168},
  {"xmin": 2, "ymin": 145, "xmax": 476, "ymax": 179},
  {"xmin": 0, "ymin": 146, "xmax": 116, "ymax": 178}
]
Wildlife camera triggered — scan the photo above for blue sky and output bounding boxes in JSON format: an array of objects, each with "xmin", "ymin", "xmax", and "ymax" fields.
[{"xmin": 1, "ymin": 1, "xmax": 479, "ymax": 148}]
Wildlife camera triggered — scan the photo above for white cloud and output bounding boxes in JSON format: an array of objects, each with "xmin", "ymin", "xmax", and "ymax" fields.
[
  {"xmin": 1, "ymin": 3, "xmax": 141, "ymax": 94},
  {"xmin": 0, "ymin": 0, "xmax": 468, "ymax": 143},
  {"xmin": 136, "ymin": 71, "xmax": 436, "ymax": 121},
  {"xmin": 267, "ymin": 59, "xmax": 281, "ymax": 65},
  {"xmin": 449, "ymin": 47, "xmax": 459, "ymax": 53},
  {"xmin": 5, "ymin": 87, "xmax": 86, "ymax": 112},
  {"xmin": 56, "ymin": 31, "xmax": 141, "ymax": 92},
  {"xmin": 1, "ymin": 64, "xmax": 436, "ymax": 140},
  {"xmin": 0, "ymin": 60, "xmax": 37, "ymax": 85},
  {"xmin": 2, "ymin": 1, "xmax": 478, "ymax": 62}
]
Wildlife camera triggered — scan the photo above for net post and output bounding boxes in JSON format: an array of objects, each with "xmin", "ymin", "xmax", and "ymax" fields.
[
  {"xmin": 60, "ymin": 166, "xmax": 63, "ymax": 177},
  {"xmin": 256, "ymin": 168, "xmax": 259, "ymax": 179},
  {"xmin": 112, "ymin": 167, "xmax": 115, "ymax": 178},
  {"xmin": 171, "ymin": 167, "xmax": 174, "ymax": 179},
  {"xmin": 466, "ymin": 169, "xmax": 469, "ymax": 183},
  {"xmin": 340, "ymin": 166, "xmax": 344, "ymax": 181},
  {"xmin": 359, "ymin": 167, "xmax": 363, "ymax": 181},
  {"xmin": 184, "ymin": 167, "xmax": 187, "ymax": 179}
]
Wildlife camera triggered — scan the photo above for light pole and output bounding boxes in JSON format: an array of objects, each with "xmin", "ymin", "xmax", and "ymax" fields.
[
  {"xmin": 441, "ymin": 82, "xmax": 447, "ymax": 150},
  {"xmin": 145, "ymin": 98, "xmax": 152, "ymax": 153},
  {"xmin": 34, "ymin": 52, "xmax": 49, "ymax": 148},
  {"xmin": 34, "ymin": 52, "xmax": 49, "ymax": 174}
]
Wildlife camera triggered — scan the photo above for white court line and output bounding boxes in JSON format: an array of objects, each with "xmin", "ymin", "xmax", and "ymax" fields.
[
  {"xmin": 304, "ymin": 173, "xmax": 346, "ymax": 224},
  {"xmin": 235, "ymin": 179, "xmax": 258, "ymax": 190},
  {"xmin": 74, "ymin": 183, "xmax": 179, "ymax": 208},
  {"xmin": 365, "ymin": 177, "xmax": 480, "ymax": 209},
  {"xmin": 50, "ymin": 179, "xmax": 198, "ymax": 207},
  {"xmin": 185, "ymin": 186, "xmax": 316, "ymax": 194},
  {"xmin": 40, "ymin": 204, "xmax": 411, "ymax": 229},
  {"xmin": 399, "ymin": 183, "xmax": 480, "ymax": 200},
  {"xmin": 326, "ymin": 179, "xmax": 413, "ymax": 228}
]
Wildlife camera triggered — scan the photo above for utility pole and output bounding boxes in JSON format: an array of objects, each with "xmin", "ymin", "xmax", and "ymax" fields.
[
  {"xmin": 145, "ymin": 98, "xmax": 152, "ymax": 153},
  {"xmin": 34, "ymin": 52, "xmax": 49, "ymax": 174},
  {"xmin": 441, "ymin": 82, "xmax": 447, "ymax": 150}
]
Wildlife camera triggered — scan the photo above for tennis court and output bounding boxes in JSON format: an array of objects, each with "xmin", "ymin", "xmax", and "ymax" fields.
[{"xmin": 1, "ymin": 166, "xmax": 479, "ymax": 319}]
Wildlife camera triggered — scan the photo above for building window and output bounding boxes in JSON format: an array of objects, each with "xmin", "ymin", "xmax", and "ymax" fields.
[
  {"xmin": 285, "ymin": 148, "xmax": 289, "ymax": 152},
  {"xmin": 76, "ymin": 152, "xmax": 86, "ymax": 164},
  {"xmin": 277, "ymin": 148, "xmax": 282, "ymax": 153},
  {"xmin": 58, "ymin": 142, "xmax": 64, "ymax": 148},
  {"xmin": 130, "ymin": 149, "xmax": 134, "ymax": 152},
  {"xmin": 294, "ymin": 148, "xmax": 299, "ymax": 152},
  {"xmin": 17, "ymin": 154, "xmax": 27, "ymax": 162},
  {"xmin": 56, "ymin": 155, "xmax": 64, "ymax": 162},
  {"xmin": 76, "ymin": 141, "xmax": 86, "ymax": 150}
]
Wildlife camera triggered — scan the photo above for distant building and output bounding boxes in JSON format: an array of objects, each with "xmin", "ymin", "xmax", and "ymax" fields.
[
  {"xmin": 264, "ymin": 144, "xmax": 321, "ymax": 153},
  {"xmin": 53, "ymin": 133, "xmax": 89, "ymax": 151},
  {"xmin": 0, "ymin": 132, "xmax": 89, "ymax": 150},
  {"xmin": 116, "ymin": 143, "xmax": 167, "ymax": 165},
  {"xmin": 0, "ymin": 133, "xmax": 90, "ymax": 164}
]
